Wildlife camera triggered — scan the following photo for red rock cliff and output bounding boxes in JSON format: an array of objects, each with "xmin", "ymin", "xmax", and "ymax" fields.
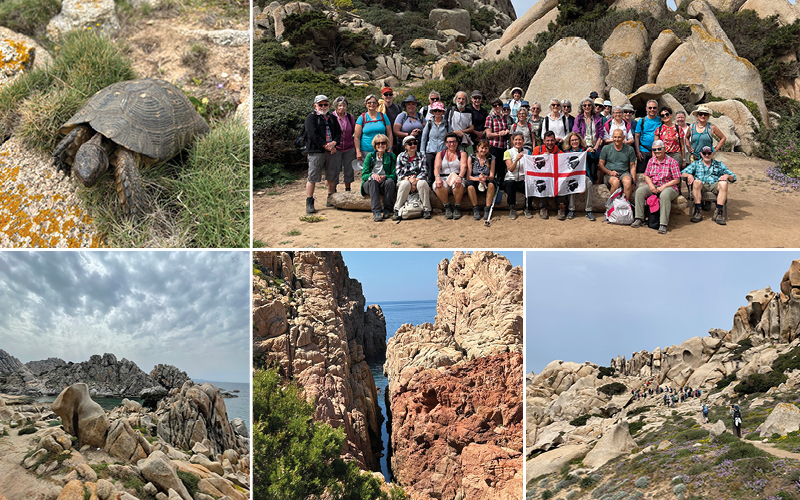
[{"xmin": 252, "ymin": 251, "xmax": 386, "ymax": 470}]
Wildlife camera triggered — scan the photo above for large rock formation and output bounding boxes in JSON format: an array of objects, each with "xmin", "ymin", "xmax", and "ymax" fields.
[
  {"xmin": 155, "ymin": 380, "xmax": 247, "ymax": 457},
  {"xmin": 27, "ymin": 354, "xmax": 164, "ymax": 397},
  {"xmin": 26, "ymin": 358, "xmax": 68, "ymax": 376},
  {"xmin": 51, "ymin": 383, "xmax": 110, "ymax": 448},
  {"xmin": 149, "ymin": 364, "xmax": 189, "ymax": 390},
  {"xmin": 385, "ymin": 251, "xmax": 523, "ymax": 500},
  {"xmin": 602, "ymin": 21, "xmax": 649, "ymax": 95},
  {"xmin": 252, "ymin": 251, "xmax": 387, "ymax": 470}
]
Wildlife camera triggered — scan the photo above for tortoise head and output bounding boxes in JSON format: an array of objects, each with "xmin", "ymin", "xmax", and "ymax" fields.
[{"xmin": 73, "ymin": 133, "xmax": 109, "ymax": 187}]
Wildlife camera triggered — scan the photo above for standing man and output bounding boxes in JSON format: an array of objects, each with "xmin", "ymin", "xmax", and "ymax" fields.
[
  {"xmin": 468, "ymin": 90, "xmax": 488, "ymax": 144},
  {"xmin": 450, "ymin": 91, "xmax": 475, "ymax": 155},
  {"xmin": 599, "ymin": 129, "xmax": 637, "ymax": 202},
  {"xmin": 485, "ymin": 98, "xmax": 510, "ymax": 182},
  {"xmin": 532, "ymin": 131, "xmax": 563, "ymax": 219},
  {"xmin": 379, "ymin": 86, "xmax": 402, "ymax": 152},
  {"xmin": 634, "ymin": 99, "xmax": 661, "ymax": 174},
  {"xmin": 731, "ymin": 405, "xmax": 742, "ymax": 438},
  {"xmin": 682, "ymin": 145, "xmax": 737, "ymax": 225},
  {"xmin": 303, "ymin": 95, "xmax": 340, "ymax": 214}
]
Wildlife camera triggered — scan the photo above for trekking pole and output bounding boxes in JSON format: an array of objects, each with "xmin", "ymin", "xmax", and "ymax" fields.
[{"xmin": 485, "ymin": 185, "xmax": 501, "ymax": 227}]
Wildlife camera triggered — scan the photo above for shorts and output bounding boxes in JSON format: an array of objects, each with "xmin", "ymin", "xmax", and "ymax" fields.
[
  {"xmin": 329, "ymin": 148, "xmax": 356, "ymax": 183},
  {"xmin": 604, "ymin": 172, "xmax": 632, "ymax": 186},
  {"xmin": 464, "ymin": 179, "xmax": 497, "ymax": 190},
  {"xmin": 437, "ymin": 175, "xmax": 462, "ymax": 193},
  {"xmin": 308, "ymin": 152, "xmax": 334, "ymax": 183},
  {"xmin": 702, "ymin": 182, "xmax": 721, "ymax": 195}
]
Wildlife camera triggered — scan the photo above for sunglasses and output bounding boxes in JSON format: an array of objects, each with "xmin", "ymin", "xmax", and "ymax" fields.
[
  {"xmin": 429, "ymin": 97, "xmax": 439, "ymax": 101},
  {"xmin": 624, "ymin": 110, "xmax": 633, "ymax": 113},
  {"xmin": 660, "ymin": 112, "xmax": 671, "ymax": 117},
  {"xmin": 701, "ymin": 151, "xmax": 713, "ymax": 155},
  {"xmin": 583, "ymin": 104, "xmax": 593, "ymax": 108},
  {"xmin": 406, "ymin": 140, "xmax": 417, "ymax": 145},
  {"xmin": 647, "ymin": 106, "xmax": 657, "ymax": 110},
  {"xmin": 383, "ymin": 93, "xmax": 393, "ymax": 97},
  {"xmin": 472, "ymin": 96, "xmax": 482, "ymax": 100},
  {"xmin": 651, "ymin": 148, "xmax": 663, "ymax": 151},
  {"xmin": 492, "ymin": 104, "xmax": 502, "ymax": 108},
  {"xmin": 375, "ymin": 142, "xmax": 387, "ymax": 146},
  {"xmin": 317, "ymin": 103, "xmax": 329, "ymax": 107},
  {"xmin": 532, "ymin": 107, "xmax": 541, "ymax": 111},
  {"xmin": 563, "ymin": 105, "xmax": 571, "ymax": 109},
  {"xmin": 551, "ymin": 104, "xmax": 561, "ymax": 107},
  {"xmin": 446, "ymin": 140, "xmax": 458, "ymax": 144},
  {"xmin": 432, "ymin": 110, "xmax": 444, "ymax": 113},
  {"xmin": 697, "ymin": 112, "xmax": 709, "ymax": 117}
]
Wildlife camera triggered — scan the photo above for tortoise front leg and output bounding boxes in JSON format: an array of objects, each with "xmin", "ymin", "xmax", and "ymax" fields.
[
  {"xmin": 114, "ymin": 148, "xmax": 145, "ymax": 217},
  {"xmin": 51, "ymin": 125, "xmax": 91, "ymax": 176}
]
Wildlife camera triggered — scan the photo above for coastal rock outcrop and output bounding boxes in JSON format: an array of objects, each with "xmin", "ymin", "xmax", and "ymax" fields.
[
  {"xmin": 149, "ymin": 364, "xmax": 189, "ymax": 390},
  {"xmin": 385, "ymin": 252, "xmax": 523, "ymax": 500},
  {"xmin": 51, "ymin": 383, "xmax": 110, "ymax": 448},
  {"xmin": 252, "ymin": 251, "xmax": 386, "ymax": 470},
  {"xmin": 155, "ymin": 381, "xmax": 246, "ymax": 457}
]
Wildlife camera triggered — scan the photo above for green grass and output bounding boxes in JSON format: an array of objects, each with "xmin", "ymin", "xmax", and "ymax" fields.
[
  {"xmin": 0, "ymin": 0, "xmax": 61, "ymax": 38},
  {"xmin": 18, "ymin": 426, "xmax": 37, "ymax": 435},
  {"xmin": 47, "ymin": 420, "xmax": 61, "ymax": 427}
]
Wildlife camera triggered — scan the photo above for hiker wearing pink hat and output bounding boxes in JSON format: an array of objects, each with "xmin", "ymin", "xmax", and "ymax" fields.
[
  {"xmin": 420, "ymin": 100, "xmax": 450, "ymax": 181},
  {"xmin": 630, "ymin": 140, "xmax": 682, "ymax": 234}
]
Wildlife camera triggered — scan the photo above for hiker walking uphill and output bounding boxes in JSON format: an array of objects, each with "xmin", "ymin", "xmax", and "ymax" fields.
[
  {"xmin": 702, "ymin": 404, "xmax": 709, "ymax": 423},
  {"xmin": 731, "ymin": 404, "xmax": 742, "ymax": 438}
]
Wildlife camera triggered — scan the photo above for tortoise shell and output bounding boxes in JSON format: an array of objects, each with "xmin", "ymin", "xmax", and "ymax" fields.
[{"xmin": 60, "ymin": 78, "xmax": 210, "ymax": 163}]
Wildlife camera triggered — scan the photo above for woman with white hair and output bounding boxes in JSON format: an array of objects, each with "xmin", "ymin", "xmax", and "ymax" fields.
[
  {"xmin": 354, "ymin": 94, "xmax": 393, "ymax": 163},
  {"xmin": 630, "ymin": 139, "xmax": 682, "ymax": 234},
  {"xmin": 561, "ymin": 99, "xmax": 574, "ymax": 133},
  {"xmin": 603, "ymin": 106, "xmax": 633, "ymax": 146},
  {"xmin": 541, "ymin": 98, "xmax": 569, "ymax": 149}
]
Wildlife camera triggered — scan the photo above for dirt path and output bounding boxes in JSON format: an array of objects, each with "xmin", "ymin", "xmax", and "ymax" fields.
[
  {"xmin": 752, "ymin": 440, "xmax": 800, "ymax": 460},
  {"xmin": 0, "ymin": 429, "xmax": 61, "ymax": 500},
  {"xmin": 253, "ymin": 154, "xmax": 800, "ymax": 248}
]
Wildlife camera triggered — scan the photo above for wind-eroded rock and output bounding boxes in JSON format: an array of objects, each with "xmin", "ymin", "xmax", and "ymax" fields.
[
  {"xmin": 759, "ymin": 402, "xmax": 800, "ymax": 437},
  {"xmin": 252, "ymin": 251, "xmax": 386, "ymax": 470},
  {"xmin": 389, "ymin": 353, "xmax": 523, "ymax": 500},
  {"xmin": 149, "ymin": 364, "xmax": 189, "ymax": 390},
  {"xmin": 582, "ymin": 419, "xmax": 637, "ymax": 469},
  {"xmin": 51, "ymin": 383, "xmax": 110, "ymax": 448}
]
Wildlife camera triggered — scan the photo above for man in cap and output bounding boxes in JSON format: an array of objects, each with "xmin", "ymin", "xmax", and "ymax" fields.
[
  {"xmin": 682, "ymin": 145, "xmax": 737, "ymax": 225},
  {"xmin": 303, "ymin": 95, "xmax": 341, "ymax": 214},
  {"xmin": 379, "ymin": 86, "xmax": 402, "ymax": 150},
  {"xmin": 468, "ymin": 90, "xmax": 488, "ymax": 144}
]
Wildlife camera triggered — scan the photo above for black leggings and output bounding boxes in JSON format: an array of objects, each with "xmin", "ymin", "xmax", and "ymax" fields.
[{"xmin": 504, "ymin": 179, "xmax": 530, "ymax": 208}]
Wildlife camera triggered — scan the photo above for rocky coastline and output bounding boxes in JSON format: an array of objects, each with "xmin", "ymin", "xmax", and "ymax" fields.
[
  {"xmin": 525, "ymin": 259, "xmax": 800, "ymax": 499},
  {"xmin": 0, "ymin": 352, "xmax": 188, "ymax": 399},
  {"xmin": 252, "ymin": 250, "xmax": 388, "ymax": 472},
  {"xmin": 0, "ymin": 377, "xmax": 249, "ymax": 500},
  {"xmin": 384, "ymin": 251, "xmax": 524, "ymax": 500}
]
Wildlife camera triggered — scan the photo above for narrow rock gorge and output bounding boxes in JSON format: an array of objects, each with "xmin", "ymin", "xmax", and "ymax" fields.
[
  {"xmin": 252, "ymin": 250, "xmax": 387, "ymax": 471},
  {"xmin": 385, "ymin": 251, "xmax": 524, "ymax": 500}
]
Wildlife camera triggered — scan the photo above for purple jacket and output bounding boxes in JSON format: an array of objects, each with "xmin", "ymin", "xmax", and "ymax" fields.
[{"xmin": 572, "ymin": 114, "xmax": 605, "ymax": 150}]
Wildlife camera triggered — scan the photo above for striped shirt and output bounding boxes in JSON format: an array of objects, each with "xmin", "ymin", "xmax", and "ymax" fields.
[{"xmin": 485, "ymin": 112, "xmax": 509, "ymax": 149}]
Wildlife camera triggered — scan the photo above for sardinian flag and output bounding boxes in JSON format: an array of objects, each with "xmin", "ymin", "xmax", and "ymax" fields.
[{"xmin": 524, "ymin": 152, "xmax": 587, "ymax": 197}]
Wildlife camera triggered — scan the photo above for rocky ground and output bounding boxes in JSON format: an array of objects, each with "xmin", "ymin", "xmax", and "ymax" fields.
[
  {"xmin": 0, "ymin": 0, "xmax": 248, "ymax": 248},
  {"xmin": 384, "ymin": 251, "xmax": 524, "ymax": 500},
  {"xmin": 0, "ymin": 379, "xmax": 249, "ymax": 500},
  {"xmin": 525, "ymin": 259, "xmax": 800, "ymax": 500}
]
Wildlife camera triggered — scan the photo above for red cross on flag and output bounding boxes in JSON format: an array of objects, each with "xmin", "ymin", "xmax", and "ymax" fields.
[{"xmin": 523, "ymin": 152, "xmax": 587, "ymax": 198}]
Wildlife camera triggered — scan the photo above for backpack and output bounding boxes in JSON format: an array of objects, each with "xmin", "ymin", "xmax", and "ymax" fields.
[
  {"xmin": 604, "ymin": 187, "xmax": 634, "ymax": 225},
  {"xmin": 604, "ymin": 118, "xmax": 632, "ymax": 135},
  {"xmin": 360, "ymin": 112, "xmax": 388, "ymax": 129},
  {"xmin": 423, "ymin": 117, "xmax": 450, "ymax": 145},
  {"xmin": 702, "ymin": 405, "xmax": 708, "ymax": 415},
  {"xmin": 295, "ymin": 125, "xmax": 308, "ymax": 155},
  {"xmin": 398, "ymin": 192, "xmax": 424, "ymax": 219},
  {"xmin": 643, "ymin": 200, "xmax": 660, "ymax": 229},
  {"xmin": 690, "ymin": 122, "xmax": 714, "ymax": 152},
  {"xmin": 543, "ymin": 114, "xmax": 568, "ymax": 137}
]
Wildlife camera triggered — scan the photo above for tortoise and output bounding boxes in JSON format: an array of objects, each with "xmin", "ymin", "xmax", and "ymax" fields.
[{"xmin": 52, "ymin": 78, "xmax": 210, "ymax": 216}]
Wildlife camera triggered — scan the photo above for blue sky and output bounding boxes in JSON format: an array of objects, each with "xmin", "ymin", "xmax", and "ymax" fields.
[
  {"xmin": 524, "ymin": 251, "xmax": 799, "ymax": 374},
  {"xmin": 342, "ymin": 251, "xmax": 523, "ymax": 302}
]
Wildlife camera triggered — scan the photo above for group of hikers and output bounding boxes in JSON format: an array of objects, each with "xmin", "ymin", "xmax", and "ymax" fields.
[{"xmin": 302, "ymin": 86, "xmax": 737, "ymax": 230}]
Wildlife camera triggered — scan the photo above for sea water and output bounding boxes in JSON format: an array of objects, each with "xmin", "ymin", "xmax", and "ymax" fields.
[
  {"xmin": 368, "ymin": 299, "xmax": 437, "ymax": 482},
  {"xmin": 36, "ymin": 380, "xmax": 249, "ymax": 432}
]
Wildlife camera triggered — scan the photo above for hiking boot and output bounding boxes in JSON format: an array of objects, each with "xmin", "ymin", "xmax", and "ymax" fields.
[
  {"xmin": 345, "ymin": 187, "xmax": 351, "ymax": 192},
  {"xmin": 557, "ymin": 204, "xmax": 566, "ymax": 221},
  {"xmin": 392, "ymin": 210, "xmax": 401, "ymax": 221},
  {"xmin": 658, "ymin": 224, "xmax": 668, "ymax": 234},
  {"xmin": 452, "ymin": 204, "xmax": 462, "ymax": 220},
  {"xmin": 630, "ymin": 218, "xmax": 644, "ymax": 228},
  {"xmin": 509, "ymin": 206, "xmax": 517, "ymax": 220},
  {"xmin": 326, "ymin": 193, "xmax": 333, "ymax": 207},
  {"xmin": 539, "ymin": 207, "xmax": 549, "ymax": 220},
  {"xmin": 586, "ymin": 212, "xmax": 596, "ymax": 221},
  {"xmin": 484, "ymin": 207, "xmax": 490, "ymax": 220},
  {"xmin": 423, "ymin": 210, "xmax": 431, "ymax": 219},
  {"xmin": 373, "ymin": 211, "xmax": 382, "ymax": 222},
  {"xmin": 473, "ymin": 206, "xmax": 481, "ymax": 220},
  {"xmin": 690, "ymin": 207, "xmax": 703, "ymax": 223},
  {"xmin": 306, "ymin": 197, "xmax": 316, "ymax": 214},
  {"xmin": 524, "ymin": 208, "xmax": 533, "ymax": 219},
  {"xmin": 383, "ymin": 208, "xmax": 392, "ymax": 220},
  {"xmin": 567, "ymin": 210, "xmax": 575, "ymax": 220},
  {"xmin": 445, "ymin": 204, "xmax": 453, "ymax": 219},
  {"xmin": 714, "ymin": 208, "xmax": 726, "ymax": 225}
]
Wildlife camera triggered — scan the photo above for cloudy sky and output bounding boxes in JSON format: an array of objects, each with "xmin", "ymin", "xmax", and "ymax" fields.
[
  {"xmin": 0, "ymin": 251, "xmax": 250, "ymax": 383},
  {"xmin": 525, "ymin": 251, "xmax": 799, "ymax": 374}
]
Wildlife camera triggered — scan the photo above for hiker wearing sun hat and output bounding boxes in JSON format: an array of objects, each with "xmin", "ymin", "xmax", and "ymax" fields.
[
  {"xmin": 688, "ymin": 105, "xmax": 727, "ymax": 161},
  {"xmin": 303, "ymin": 94, "xmax": 341, "ymax": 214},
  {"xmin": 508, "ymin": 87, "xmax": 524, "ymax": 123},
  {"xmin": 683, "ymin": 145, "xmax": 737, "ymax": 225}
]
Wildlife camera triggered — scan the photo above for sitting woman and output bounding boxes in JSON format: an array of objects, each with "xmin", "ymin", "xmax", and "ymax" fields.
[
  {"xmin": 433, "ymin": 132, "xmax": 468, "ymax": 219},
  {"xmin": 361, "ymin": 134, "xmax": 397, "ymax": 222},
  {"xmin": 393, "ymin": 135, "xmax": 432, "ymax": 220},
  {"xmin": 465, "ymin": 138, "xmax": 497, "ymax": 220},
  {"xmin": 503, "ymin": 132, "xmax": 528, "ymax": 220},
  {"xmin": 562, "ymin": 132, "xmax": 597, "ymax": 221},
  {"xmin": 631, "ymin": 140, "xmax": 682, "ymax": 234}
]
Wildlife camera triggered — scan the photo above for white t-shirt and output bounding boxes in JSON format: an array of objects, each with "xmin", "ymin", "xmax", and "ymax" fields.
[
  {"xmin": 541, "ymin": 114, "xmax": 567, "ymax": 141},
  {"xmin": 604, "ymin": 120, "xmax": 634, "ymax": 142},
  {"xmin": 449, "ymin": 107, "xmax": 474, "ymax": 146}
]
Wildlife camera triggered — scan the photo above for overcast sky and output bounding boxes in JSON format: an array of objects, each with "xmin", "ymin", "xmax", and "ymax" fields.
[
  {"xmin": 0, "ymin": 251, "xmax": 250, "ymax": 383},
  {"xmin": 342, "ymin": 251, "xmax": 523, "ymax": 302},
  {"xmin": 525, "ymin": 251, "xmax": 799, "ymax": 374}
]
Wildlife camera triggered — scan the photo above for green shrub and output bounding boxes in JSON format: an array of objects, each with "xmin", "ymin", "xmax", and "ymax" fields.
[
  {"xmin": 579, "ymin": 475, "xmax": 599, "ymax": 489},
  {"xmin": 0, "ymin": 0, "xmax": 61, "ymax": 38},
  {"xmin": 628, "ymin": 406, "xmax": 652, "ymax": 417},
  {"xmin": 716, "ymin": 373, "xmax": 737, "ymax": 390},
  {"xmin": 599, "ymin": 382, "xmax": 627, "ymax": 396},
  {"xmin": 470, "ymin": 7, "xmax": 495, "ymax": 33},
  {"xmin": 542, "ymin": 490, "xmax": 554, "ymax": 500},
  {"xmin": 628, "ymin": 421, "xmax": 645, "ymax": 435},
  {"xmin": 123, "ymin": 477, "xmax": 144, "ymax": 495},
  {"xmin": 253, "ymin": 163, "xmax": 298, "ymax": 191},
  {"xmin": 18, "ymin": 426, "xmax": 37, "ymax": 435},
  {"xmin": 715, "ymin": 431, "xmax": 739, "ymax": 445},
  {"xmin": 597, "ymin": 366, "xmax": 615, "ymax": 379},
  {"xmin": 48, "ymin": 420, "xmax": 62, "ymax": 427},
  {"xmin": 674, "ymin": 428, "xmax": 709, "ymax": 443},
  {"xmin": 716, "ymin": 441, "xmax": 767, "ymax": 462},
  {"xmin": 570, "ymin": 414, "xmax": 592, "ymax": 427},
  {"xmin": 353, "ymin": 0, "xmax": 437, "ymax": 48},
  {"xmin": 735, "ymin": 371, "xmax": 788, "ymax": 395},
  {"xmin": 177, "ymin": 470, "xmax": 200, "ymax": 496}
]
